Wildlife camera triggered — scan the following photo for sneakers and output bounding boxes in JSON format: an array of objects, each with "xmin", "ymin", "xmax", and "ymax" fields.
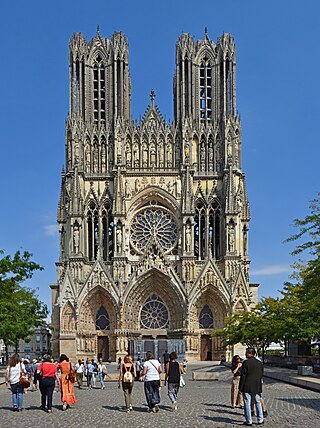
[
  {"xmin": 171, "ymin": 402, "xmax": 177, "ymax": 411},
  {"xmin": 62, "ymin": 402, "xmax": 67, "ymax": 411},
  {"xmin": 129, "ymin": 404, "xmax": 133, "ymax": 411},
  {"xmin": 152, "ymin": 405, "xmax": 160, "ymax": 413}
]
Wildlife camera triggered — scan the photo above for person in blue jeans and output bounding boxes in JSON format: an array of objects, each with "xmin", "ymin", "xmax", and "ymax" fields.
[
  {"xmin": 239, "ymin": 347, "xmax": 264, "ymax": 426},
  {"xmin": 5, "ymin": 354, "xmax": 26, "ymax": 411}
]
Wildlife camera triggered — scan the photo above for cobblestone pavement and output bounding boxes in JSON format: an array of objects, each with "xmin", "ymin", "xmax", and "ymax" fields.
[{"xmin": 0, "ymin": 365, "xmax": 320, "ymax": 428}]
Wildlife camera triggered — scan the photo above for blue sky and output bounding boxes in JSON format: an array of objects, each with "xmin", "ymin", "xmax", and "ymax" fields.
[{"xmin": 0, "ymin": 0, "xmax": 319, "ymax": 315}]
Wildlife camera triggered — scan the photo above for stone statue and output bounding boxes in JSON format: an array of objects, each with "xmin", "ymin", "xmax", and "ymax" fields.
[
  {"xmin": 86, "ymin": 150, "xmax": 90, "ymax": 173},
  {"xmin": 116, "ymin": 227, "xmax": 122, "ymax": 253},
  {"xmin": 186, "ymin": 224, "xmax": 192, "ymax": 253},
  {"xmin": 228, "ymin": 227, "xmax": 235, "ymax": 252},
  {"xmin": 73, "ymin": 226, "xmax": 80, "ymax": 253}
]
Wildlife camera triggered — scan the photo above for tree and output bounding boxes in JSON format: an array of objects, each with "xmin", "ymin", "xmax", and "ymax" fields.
[{"xmin": 0, "ymin": 249, "xmax": 48, "ymax": 361}]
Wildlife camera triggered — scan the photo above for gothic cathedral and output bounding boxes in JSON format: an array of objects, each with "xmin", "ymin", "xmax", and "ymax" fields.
[{"xmin": 51, "ymin": 28, "xmax": 258, "ymax": 362}]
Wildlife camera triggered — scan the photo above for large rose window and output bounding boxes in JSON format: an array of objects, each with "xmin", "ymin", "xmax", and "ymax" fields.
[
  {"xmin": 130, "ymin": 205, "xmax": 177, "ymax": 254},
  {"xmin": 140, "ymin": 294, "xmax": 169, "ymax": 329}
]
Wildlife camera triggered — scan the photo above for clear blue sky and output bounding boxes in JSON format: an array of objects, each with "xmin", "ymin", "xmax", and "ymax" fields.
[{"xmin": 1, "ymin": 0, "xmax": 319, "ymax": 316}]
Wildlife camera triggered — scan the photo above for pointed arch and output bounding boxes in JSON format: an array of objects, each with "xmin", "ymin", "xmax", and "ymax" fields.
[
  {"xmin": 194, "ymin": 199, "xmax": 206, "ymax": 259},
  {"xmin": 199, "ymin": 304, "xmax": 214, "ymax": 329},
  {"xmin": 96, "ymin": 306, "xmax": 110, "ymax": 330}
]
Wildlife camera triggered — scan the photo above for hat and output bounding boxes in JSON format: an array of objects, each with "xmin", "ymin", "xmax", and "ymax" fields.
[{"xmin": 32, "ymin": 359, "xmax": 37, "ymax": 364}]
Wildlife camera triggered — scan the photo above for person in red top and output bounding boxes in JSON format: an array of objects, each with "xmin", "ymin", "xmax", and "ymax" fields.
[{"xmin": 37, "ymin": 354, "xmax": 59, "ymax": 413}]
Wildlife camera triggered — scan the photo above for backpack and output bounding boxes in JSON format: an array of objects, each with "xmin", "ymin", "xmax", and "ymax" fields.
[{"xmin": 123, "ymin": 365, "xmax": 133, "ymax": 383}]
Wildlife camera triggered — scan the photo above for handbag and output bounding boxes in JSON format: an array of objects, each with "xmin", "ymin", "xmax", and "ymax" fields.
[
  {"xmin": 179, "ymin": 375, "xmax": 185, "ymax": 388},
  {"xmin": 66, "ymin": 362, "xmax": 76, "ymax": 383},
  {"xmin": 19, "ymin": 363, "xmax": 30, "ymax": 388}
]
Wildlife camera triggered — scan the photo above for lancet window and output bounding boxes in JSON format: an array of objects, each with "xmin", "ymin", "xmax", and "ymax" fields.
[
  {"xmin": 93, "ymin": 55, "xmax": 106, "ymax": 125},
  {"xmin": 199, "ymin": 58, "xmax": 212, "ymax": 123},
  {"xmin": 102, "ymin": 201, "xmax": 114, "ymax": 261},
  {"xmin": 195, "ymin": 200, "xmax": 221, "ymax": 260},
  {"xmin": 199, "ymin": 305, "xmax": 214, "ymax": 329},
  {"xmin": 87, "ymin": 201, "xmax": 99, "ymax": 261},
  {"xmin": 95, "ymin": 306, "xmax": 110, "ymax": 330},
  {"xmin": 226, "ymin": 56, "xmax": 232, "ymax": 116}
]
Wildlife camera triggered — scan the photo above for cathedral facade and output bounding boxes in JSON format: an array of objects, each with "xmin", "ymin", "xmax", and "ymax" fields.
[{"xmin": 51, "ymin": 28, "xmax": 258, "ymax": 362}]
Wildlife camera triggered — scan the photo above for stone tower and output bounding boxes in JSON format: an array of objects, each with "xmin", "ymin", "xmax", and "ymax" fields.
[{"xmin": 51, "ymin": 28, "xmax": 257, "ymax": 362}]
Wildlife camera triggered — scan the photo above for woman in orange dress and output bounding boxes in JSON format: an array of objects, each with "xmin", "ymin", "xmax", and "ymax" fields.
[{"xmin": 57, "ymin": 354, "xmax": 77, "ymax": 410}]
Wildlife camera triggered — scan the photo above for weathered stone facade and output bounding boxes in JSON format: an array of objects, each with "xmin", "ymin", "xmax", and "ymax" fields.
[{"xmin": 51, "ymin": 28, "xmax": 258, "ymax": 362}]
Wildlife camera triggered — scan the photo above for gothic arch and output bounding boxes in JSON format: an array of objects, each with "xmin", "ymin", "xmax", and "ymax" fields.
[
  {"xmin": 61, "ymin": 301, "xmax": 76, "ymax": 334},
  {"xmin": 123, "ymin": 269, "xmax": 186, "ymax": 331}
]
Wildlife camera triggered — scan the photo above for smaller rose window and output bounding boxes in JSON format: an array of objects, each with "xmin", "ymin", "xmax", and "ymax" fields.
[{"xmin": 140, "ymin": 294, "xmax": 169, "ymax": 329}]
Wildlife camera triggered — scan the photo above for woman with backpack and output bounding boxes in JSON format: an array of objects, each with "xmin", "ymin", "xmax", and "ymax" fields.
[
  {"xmin": 57, "ymin": 354, "xmax": 77, "ymax": 411},
  {"xmin": 118, "ymin": 354, "xmax": 136, "ymax": 412},
  {"xmin": 140, "ymin": 351, "xmax": 162, "ymax": 413}
]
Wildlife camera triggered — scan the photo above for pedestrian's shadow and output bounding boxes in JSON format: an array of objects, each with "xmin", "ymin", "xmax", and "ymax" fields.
[
  {"xmin": 201, "ymin": 415, "xmax": 242, "ymax": 424},
  {"xmin": 103, "ymin": 405, "xmax": 147, "ymax": 413}
]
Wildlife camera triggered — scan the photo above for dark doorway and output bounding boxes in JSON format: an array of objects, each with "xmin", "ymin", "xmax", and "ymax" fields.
[
  {"xmin": 98, "ymin": 336, "xmax": 109, "ymax": 361},
  {"xmin": 200, "ymin": 335, "xmax": 212, "ymax": 361}
]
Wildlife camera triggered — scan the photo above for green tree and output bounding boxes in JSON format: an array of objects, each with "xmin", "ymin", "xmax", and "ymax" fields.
[{"xmin": 0, "ymin": 249, "xmax": 48, "ymax": 361}]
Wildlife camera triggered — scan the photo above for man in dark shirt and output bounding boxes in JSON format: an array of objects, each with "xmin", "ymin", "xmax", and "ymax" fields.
[
  {"xmin": 163, "ymin": 350, "xmax": 169, "ymax": 372},
  {"xmin": 239, "ymin": 347, "xmax": 264, "ymax": 426}
]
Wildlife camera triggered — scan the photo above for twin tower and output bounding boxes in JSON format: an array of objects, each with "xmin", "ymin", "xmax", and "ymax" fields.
[{"xmin": 51, "ymin": 28, "xmax": 257, "ymax": 362}]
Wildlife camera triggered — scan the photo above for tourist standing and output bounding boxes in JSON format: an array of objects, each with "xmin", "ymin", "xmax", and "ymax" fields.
[
  {"xmin": 118, "ymin": 355, "xmax": 136, "ymax": 412},
  {"xmin": 231, "ymin": 355, "xmax": 244, "ymax": 408},
  {"xmin": 98, "ymin": 358, "xmax": 107, "ymax": 389},
  {"xmin": 86, "ymin": 359, "xmax": 94, "ymax": 388},
  {"xmin": 37, "ymin": 354, "xmax": 59, "ymax": 413},
  {"xmin": 164, "ymin": 351, "xmax": 184, "ymax": 411},
  {"xmin": 239, "ymin": 347, "xmax": 264, "ymax": 426},
  {"xmin": 5, "ymin": 354, "xmax": 26, "ymax": 412},
  {"xmin": 75, "ymin": 359, "xmax": 84, "ymax": 389},
  {"xmin": 57, "ymin": 354, "xmax": 77, "ymax": 411},
  {"xmin": 141, "ymin": 351, "xmax": 162, "ymax": 413},
  {"xmin": 92, "ymin": 359, "xmax": 98, "ymax": 388}
]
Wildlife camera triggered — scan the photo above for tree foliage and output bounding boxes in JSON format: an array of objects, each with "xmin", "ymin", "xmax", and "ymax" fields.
[
  {"xmin": 214, "ymin": 195, "xmax": 320, "ymax": 354},
  {"xmin": 0, "ymin": 249, "xmax": 48, "ymax": 354}
]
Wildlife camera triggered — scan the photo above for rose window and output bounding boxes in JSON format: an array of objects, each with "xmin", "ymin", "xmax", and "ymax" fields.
[
  {"xmin": 140, "ymin": 294, "xmax": 169, "ymax": 329},
  {"xmin": 130, "ymin": 206, "xmax": 177, "ymax": 254}
]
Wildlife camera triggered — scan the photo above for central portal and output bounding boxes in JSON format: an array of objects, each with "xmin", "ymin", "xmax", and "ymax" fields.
[{"xmin": 98, "ymin": 336, "xmax": 109, "ymax": 361}]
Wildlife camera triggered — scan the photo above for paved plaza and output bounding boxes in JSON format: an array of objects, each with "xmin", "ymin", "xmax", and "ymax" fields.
[{"xmin": 0, "ymin": 364, "xmax": 320, "ymax": 428}]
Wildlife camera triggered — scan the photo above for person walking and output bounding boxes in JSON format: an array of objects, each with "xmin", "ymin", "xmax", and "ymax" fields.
[
  {"xmin": 231, "ymin": 355, "xmax": 244, "ymax": 408},
  {"xmin": 135, "ymin": 357, "xmax": 142, "ymax": 381},
  {"xmin": 239, "ymin": 348, "xmax": 264, "ymax": 426},
  {"xmin": 37, "ymin": 354, "xmax": 59, "ymax": 413},
  {"xmin": 57, "ymin": 354, "xmax": 77, "ymax": 411},
  {"xmin": 5, "ymin": 354, "xmax": 26, "ymax": 412},
  {"xmin": 118, "ymin": 355, "xmax": 136, "ymax": 412},
  {"xmin": 162, "ymin": 350, "xmax": 169, "ymax": 372},
  {"xmin": 164, "ymin": 351, "xmax": 184, "ymax": 411},
  {"xmin": 86, "ymin": 359, "xmax": 94, "ymax": 388},
  {"xmin": 31, "ymin": 359, "xmax": 39, "ymax": 391},
  {"xmin": 75, "ymin": 359, "xmax": 84, "ymax": 389},
  {"xmin": 141, "ymin": 351, "xmax": 162, "ymax": 413},
  {"xmin": 98, "ymin": 358, "xmax": 107, "ymax": 389},
  {"xmin": 91, "ymin": 359, "xmax": 98, "ymax": 388}
]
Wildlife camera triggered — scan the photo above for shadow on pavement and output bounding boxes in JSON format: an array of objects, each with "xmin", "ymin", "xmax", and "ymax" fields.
[{"xmin": 278, "ymin": 397, "xmax": 320, "ymax": 410}]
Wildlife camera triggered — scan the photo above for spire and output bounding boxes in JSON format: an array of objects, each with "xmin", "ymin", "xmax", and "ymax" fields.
[
  {"xmin": 150, "ymin": 89, "xmax": 155, "ymax": 106},
  {"xmin": 96, "ymin": 24, "xmax": 100, "ymax": 36}
]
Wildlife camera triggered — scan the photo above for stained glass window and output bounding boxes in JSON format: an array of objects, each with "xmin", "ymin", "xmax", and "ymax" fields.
[
  {"xmin": 199, "ymin": 305, "xmax": 214, "ymax": 329},
  {"xmin": 96, "ymin": 306, "xmax": 110, "ymax": 330},
  {"xmin": 140, "ymin": 294, "xmax": 169, "ymax": 329}
]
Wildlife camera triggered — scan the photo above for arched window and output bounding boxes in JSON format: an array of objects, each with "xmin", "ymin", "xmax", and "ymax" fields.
[
  {"xmin": 87, "ymin": 201, "xmax": 99, "ymax": 261},
  {"xmin": 194, "ymin": 201, "xmax": 206, "ymax": 259},
  {"xmin": 95, "ymin": 306, "xmax": 110, "ymax": 330},
  {"xmin": 226, "ymin": 56, "xmax": 232, "ymax": 116},
  {"xmin": 199, "ymin": 57, "xmax": 212, "ymax": 123},
  {"xmin": 199, "ymin": 305, "xmax": 214, "ymax": 329},
  {"xmin": 140, "ymin": 294, "xmax": 169, "ymax": 329},
  {"xmin": 93, "ymin": 55, "xmax": 106, "ymax": 125},
  {"xmin": 102, "ymin": 201, "xmax": 114, "ymax": 261}
]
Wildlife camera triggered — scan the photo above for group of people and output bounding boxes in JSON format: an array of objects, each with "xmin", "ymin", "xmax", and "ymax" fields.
[
  {"xmin": 230, "ymin": 347, "xmax": 268, "ymax": 426},
  {"xmin": 74, "ymin": 358, "xmax": 108, "ymax": 389},
  {"xmin": 5, "ymin": 353, "xmax": 77, "ymax": 413},
  {"xmin": 118, "ymin": 351, "xmax": 185, "ymax": 413}
]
